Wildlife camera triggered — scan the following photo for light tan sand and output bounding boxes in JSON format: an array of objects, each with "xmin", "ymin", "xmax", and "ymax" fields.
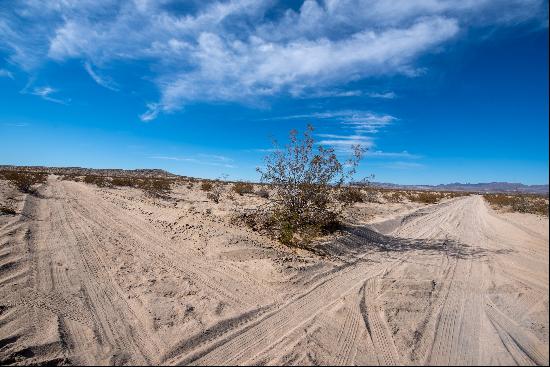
[{"xmin": 0, "ymin": 176, "xmax": 548, "ymax": 365}]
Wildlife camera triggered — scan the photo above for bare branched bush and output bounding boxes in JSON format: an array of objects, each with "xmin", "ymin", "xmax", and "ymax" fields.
[
  {"xmin": 207, "ymin": 187, "xmax": 222, "ymax": 203},
  {"xmin": 256, "ymin": 125, "xmax": 365, "ymax": 247},
  {"xmin": 232, "ymin": 182, "xmax": 254, "ymax": 196},
  {"xmin": 2, "ymin": 171, "xmax": 47, "ymax": 194}
]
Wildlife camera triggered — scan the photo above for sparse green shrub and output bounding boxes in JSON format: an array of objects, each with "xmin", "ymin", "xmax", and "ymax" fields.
[
  {"xmin": 256, "ymin": 125, "xmax": 365, "ymax": 247},
  {"xmin": 232, "ymin": 182, "xmax": 254, "ymax": 196}
]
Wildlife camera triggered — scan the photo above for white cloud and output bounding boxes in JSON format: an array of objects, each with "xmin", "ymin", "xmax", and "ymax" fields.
[
  {"xmin": 30, "ymin": 86, "xmax": 68, "ymax": 104},
  {"xmin": 367, "ymin": 91, "xmax": 396, "ymax": 99},
  {"xmin": 274, "ymin": 110, "xmax": 396, "ymax": 133},
  {"xmin": 317, "ymin": 133, "xmax": 375, "ymax": 152},
  {"xmin": 367, "ymin": 150, "xmax": 420, "ymax": 158},
  {"xmin": 0, "ymin": 0, "xmax": 546, "ymax": 118},
  {"xmin": 149, "ymin": 154, "xmax": 236, "ymax": 168},
  {"xmin": 307, "ymin": 89, "xmax": 364, "ymax": 98},
  {"xmin": 267, "ymin": 109, "xmax": 399, "ymax": 152},
  {"xmin": 139, "ymin": 103, "xmax": 161, "ymax": 122},
  {"xmin": 84, "ymin": 62, "xmax": 119, "ymax": 91}
]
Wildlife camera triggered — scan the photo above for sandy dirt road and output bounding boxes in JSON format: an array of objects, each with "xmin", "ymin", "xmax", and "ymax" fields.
[{"xmin": 0, "ymin": 178, "xmax": 548, "ymax": 365}]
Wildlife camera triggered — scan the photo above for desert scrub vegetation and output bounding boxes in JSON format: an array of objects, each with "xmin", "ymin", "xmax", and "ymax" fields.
[
  {"xmin": 111, "ymin": 177, "xmax": 172, "ymax": 197},
  {"xmin": 255, "ymin": 188, "xmax": 270, "ymax": 199},
  {"xmin": 84, "ymin": 175, "xmax": 111, "ymax": 187},
  {"xmin": 1, "ymin": 170, "xmax": 47, "ymax": 194},
  {"xmin": 232, "ymin": 181, "xmax": 254, "ymax": 196},
  {"xmin": 83, "ymin": 175, "xmax": 172, "ymax": 197},
  {"xmin": 200, "ymin": 181, "xmax": 213, "ymax": 191},
  {"xmin": 0, "ymin": 204, "xmax": 17, "ymax": 215},
  {"xmin": 255, "ymin": 125, "xmax": 365, "ymax": 247},
  {"xmin": 207, "ymin": 183, "xmax": 224, "ymax": 203},
  {"xmin": 199, "ymin": 180, "xmax": 223, "ymax": 202},
  {"xmin": 337, "ymin": 186, "xmax": 365, "ymax": 204},
  {"xmin": 406, "ymin": 191, "xmax": 444, "ymax": 204},
  {"xmin": 484, "ymin": 193, "xmax": 548, "ymax": 216},
  {"xmin": 135, "ymin": 178, "xmax": 172, "ymax": 197},
  {"xmin": 383, "ymin": 191, "xmax": 403, "ymax": 203}
]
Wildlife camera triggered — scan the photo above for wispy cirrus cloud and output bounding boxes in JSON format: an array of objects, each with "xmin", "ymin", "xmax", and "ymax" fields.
[
  {"xmin": 272, "ymin": 110, "xmax": 396, "ymax": 133},
  {"xmin": 0, "ymin": 0, "xmax": 545, "ymax": 120},
  {"xmin": 149, "ymin": 154, "xmax": 236, "ymax": 168},
  {"xmin": 269, "ymin": 109, "xmax": 397, "ymax": 153},
  {"xmin": 84, "ymin": 62, "xmax": 119, "ymax": 91},
  {"xmin": 2, "ymin": 122, "xmax": 29, "ymax": 127},
  {"xmin": 29, "ymin": 86, "xmax": 68, "ymax": 104},
  {"xmin": 367, "ymin": 91, "xmax": 396, "ymax": 99},
  {"xmin": 367, "ymin": 150, "xmax": 420, "ymax": 159}
]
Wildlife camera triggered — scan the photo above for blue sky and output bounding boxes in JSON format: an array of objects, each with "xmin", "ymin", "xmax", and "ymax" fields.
[{"xmin": 0, "ymin": 0, "xmax": 548, "ymax": 184}]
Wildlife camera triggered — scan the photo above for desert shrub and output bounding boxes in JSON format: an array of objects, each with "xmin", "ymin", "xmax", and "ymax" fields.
[
  {"xmin": 84, "ymin": 175, "xmax": 111, "ymax": 187},
  {"xmin": 2, "ymin": 171, "xmax": 47, "ymax": 194},
  {"xmin": 445, "ymin": 191, "xmax": 469, "ymax": 198},
  {"xmin": 201, "ymin": 181, "xmax": 213, "ymax": 191},
  {"xmin": 207, "ymin": 190, "xmax": 221, "ymax": 203},
  {"xmin": 60, "ymin": 174, "xmax": 82, "ymax": 182},
  {"xmin": 111, "ymin": 177, "xmax": 135, "ymax": 187},
  {"xmin": 136, "ymin": 178, "xmax": 172, "ymax": 197},
  {"xmin": 484, "ymin": 193, "xmax": 548, "ymax": 216},
  {"xmin": 363, "ymin": 188, "xmax": 380, "ymax": 203},
  {"xmin": 256, "ymin": 189, "xmax": 269, "ymax": 199},
  {"xmin": 407, "ymin": 191, "xmax": 441, "ymax": 204},
  {"xmin": 338, "ymin": 186, "xmax": 365, "ymax": 204},
  {"xmin": 0, "ymin": 204, "xmax": 16, "ymax": 215},
  {"xmin": 256, "ymin": 125, "xmax": 365, "ymax": 247},
  {"xmin": 383, "ymin": 191, "xmax": 403, "ymax": 203},
  {"xmin": 232, "ymin": 182, "xmax": 254, "ymax": 196}
]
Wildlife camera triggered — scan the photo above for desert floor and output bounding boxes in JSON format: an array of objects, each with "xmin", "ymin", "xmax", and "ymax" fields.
[{"xmin": 0, "ymin": 176, "xmax": 548, "ymax": 365}]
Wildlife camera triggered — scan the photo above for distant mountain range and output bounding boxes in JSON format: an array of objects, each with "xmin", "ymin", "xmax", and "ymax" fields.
[
  {"xmin": 369, "ymin": 182, "xmax": 549, "ymax": 195},
  {"xmin": 0, "ymin": 165, "xmax": 177, "ymax": 178},
  {"xmin": 2, "ymin": 165, "xmax": 548, "ymax": 195}
]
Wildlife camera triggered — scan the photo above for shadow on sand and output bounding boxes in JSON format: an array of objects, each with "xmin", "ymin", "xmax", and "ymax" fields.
[{"xmin": 317, "ymin": 224, "xmax": 512, "ymax": 261}]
